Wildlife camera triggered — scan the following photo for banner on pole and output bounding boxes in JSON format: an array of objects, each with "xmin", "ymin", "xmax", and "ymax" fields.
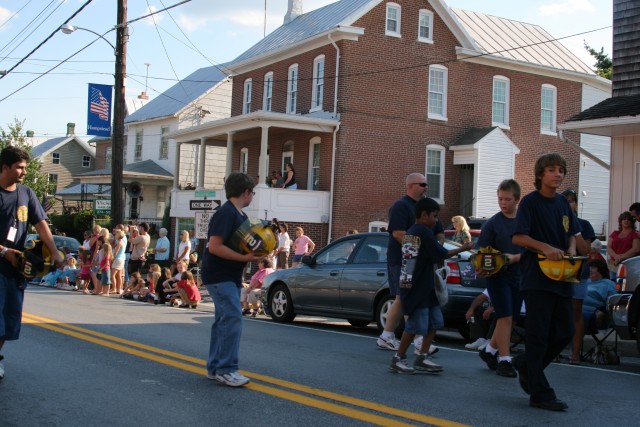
[{"xmin": 87, "ymin": 83, "xmax": 113, "ymax": 137}]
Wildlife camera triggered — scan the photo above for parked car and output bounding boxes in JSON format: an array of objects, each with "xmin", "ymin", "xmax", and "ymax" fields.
[
  {"xmin": 260, "ymin": 232, "xmax": 484, "ymax": 334},
  {"xmin": 26, "ymin": 234, "xmax": 81, "ymax": 259},
  {"xmin": 607, "ymin": 255, "xmax": 640, "ymax": 354}
]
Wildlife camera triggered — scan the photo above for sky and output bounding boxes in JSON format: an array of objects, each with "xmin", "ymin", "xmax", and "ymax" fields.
[{"xmin": 0, "ymin": 0, "xmax": 613, "ymax": 139}]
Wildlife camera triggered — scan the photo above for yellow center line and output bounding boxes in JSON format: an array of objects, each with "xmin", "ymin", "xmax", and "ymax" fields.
[{"xmin": 22, "ymin": 312, "xmax": 471, "ymax": 427}]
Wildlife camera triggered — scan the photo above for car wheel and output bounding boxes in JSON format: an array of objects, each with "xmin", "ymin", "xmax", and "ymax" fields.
[
  {"xmin": 268, "ymin": 284, "xmax": 295, "ymax": 323},
  {"xmin": 458, "ymin": 324, "xmax": 471, "ymax": 340},
  {"xmin": 347, "ymin": 319, "xmax": 370, "ymax": 328},
  {"xmin": 375, "ymin": 294, "xmax": 404, "ymax": 336}
]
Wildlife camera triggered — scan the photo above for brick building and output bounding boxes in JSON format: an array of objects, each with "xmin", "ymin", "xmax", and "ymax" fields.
[{"xmin": 168, "ymin": 0, "xmax": 611, "ymax": 247}]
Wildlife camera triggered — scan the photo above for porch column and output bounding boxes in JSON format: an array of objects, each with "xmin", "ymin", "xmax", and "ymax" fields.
[
  {"xmin": 257, "ymin": 125, "xmax": 269, "ymax": 187},
  {"xmin": 197, "ymin": 137, "xmax": 206, "ymax": 190},
  {"xmin": 172, "ymin": 141, "xmax": 180, "ymax": 190},
  {"xmin": 225, "ymin": 131, "xmax": 235, "ymax": 178}
]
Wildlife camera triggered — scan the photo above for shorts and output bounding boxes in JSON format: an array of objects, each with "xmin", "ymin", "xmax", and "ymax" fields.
[
  {"xmin": 404, "ymin": 305, "xmax": 444, "ymax": 336},
  {"xmin": 91, "ymin": 266, "xmax": 99, "ymax": 274},
  {"xmin": 292, "ymin": 254, "xmax": 304, "ymax": 263},
  {"xmin": 573, "ymin": 279, "xmax": 588, "ymax": 300},
  {"xmin": 0, "ymin": 274, "xmax": 24, "ymax": 341},
  {"xmin": 486, "ymin": 275, "xmax": 522, "ymax": 319},
  {"xmin": 101, "ymin": 270, "xmax": 112, "ymax": 285},
  {"xmin": 112, "ymin": 259, "xmax": 124, "ymax": 270},
  {"xmin": 387, "ymin": 264, "xmax": 400, "ymax": 296}
]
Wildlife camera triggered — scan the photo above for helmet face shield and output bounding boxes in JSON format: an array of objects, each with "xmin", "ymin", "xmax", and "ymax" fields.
[
  {"xmin": 470, "ymin": 247, "xmax": 507, "ymax": 277},
  {"xmin": 537, "ymin": 254, "xmax": 587, "ymax": 283}
]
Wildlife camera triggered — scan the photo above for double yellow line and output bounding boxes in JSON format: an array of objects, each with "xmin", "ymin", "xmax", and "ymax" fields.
[{"xmin": 22, "ymin": 312, "xmax": 470, "ymax": 427}]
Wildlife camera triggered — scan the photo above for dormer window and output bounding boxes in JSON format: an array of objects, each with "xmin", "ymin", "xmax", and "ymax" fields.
[{"xmin": 386, "ymin": 3, "xmax": 401, "ymax": 37}]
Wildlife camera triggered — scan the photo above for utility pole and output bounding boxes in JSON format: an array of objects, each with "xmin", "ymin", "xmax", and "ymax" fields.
[{"xmin": 112, "ymin": 0, "xmax": 127, "ymax": 226}]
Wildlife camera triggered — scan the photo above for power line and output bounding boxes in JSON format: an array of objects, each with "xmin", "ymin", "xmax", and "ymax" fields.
[
  {"xmin": 0, "ymin": 0, "xmax": 58, "ymax": 60},
  {"xmin": 0, "ymin": 0, "xmax": 34, "ymax": 31}
]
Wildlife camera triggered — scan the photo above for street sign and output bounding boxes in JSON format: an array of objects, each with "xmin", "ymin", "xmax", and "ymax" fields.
[
  {"xmin": 190, "ymin": 199, "xmax": 220, "ymax": 210},
  {"xmin": 195, "ymin": 211, "xmax": 213, "ymax": 239},
  {"xmin": 94, "ymin": 199, "xmax": 111, "ymax": 215},
  {"xmin": 195, "ymin": 190, "xmax": 216, "ymax": 198}
]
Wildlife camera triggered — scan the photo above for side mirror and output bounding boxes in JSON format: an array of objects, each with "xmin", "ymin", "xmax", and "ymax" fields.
[{"xmin": 301, "ymin": 255, "xmax": 315, "ymax": 266}]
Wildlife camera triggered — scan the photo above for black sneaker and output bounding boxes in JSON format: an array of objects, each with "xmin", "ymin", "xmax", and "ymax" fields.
[
  {"xmin": 479, "ymin": 349, "xmax": 498, "ymax": 370},
  {"xmin": 530, "ymin": 398, "xmax": 568, "ymax": 411},
  {"xmin": 496, "ymin": 360, "xmax": 517, "ymax": 377}
]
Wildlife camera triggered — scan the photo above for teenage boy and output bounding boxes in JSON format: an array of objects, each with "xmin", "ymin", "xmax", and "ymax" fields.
[
  {"xmin": 477, "ymin": 179, "xmax": 523, "ymax": 377},
  {"xmin": 389, "ymin": 197, "xmax": 473, "ymax": 374},
  {"xmin": 512, "ymin": 153, "xmax": 582, "ymax": 411}
]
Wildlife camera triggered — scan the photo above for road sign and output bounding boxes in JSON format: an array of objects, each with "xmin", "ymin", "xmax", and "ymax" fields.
[
  {"xmin": 94, "ymin": 199, "xmax": 111, "ymax": 215},
  {"xmin": 195, "ymin": 190, "xmax": 216, "ymax": 198},
  {"xmin": 195, "ymin": 211, "xmax": 213, "ymax": 239},
  {"xmin": 190, "ymin": 199, "xmax": 220, "ymax": 210}
]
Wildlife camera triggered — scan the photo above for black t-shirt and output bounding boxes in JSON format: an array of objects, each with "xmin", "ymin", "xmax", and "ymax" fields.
[
  {"xmin": 0, "ymin": 185, "xmax": 47, "ymax": 278},
  {"xmin": 399, "ymin": 223, "xmax": 448, "ymax": 315},
  {"xmin": 513, "ymin": 191, "xmax": 581, "ymax": 297},
  {"xmin": 477, "ymin": 211, "xmax": 521, "ymax": 281},
  {"xmin": 200, "ymin": 201, "xmax": 248, "ymax": 287}
]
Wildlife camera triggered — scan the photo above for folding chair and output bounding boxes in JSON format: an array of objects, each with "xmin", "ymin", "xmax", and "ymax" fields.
[{"xmin": 581, "ymin": 306, "xmax": 618, "ymax": 363}]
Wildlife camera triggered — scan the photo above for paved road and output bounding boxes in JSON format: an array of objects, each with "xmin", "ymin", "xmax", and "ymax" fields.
[{"xmin": 1, "ymin": 286, "xmax": 638, "ymax": 426}]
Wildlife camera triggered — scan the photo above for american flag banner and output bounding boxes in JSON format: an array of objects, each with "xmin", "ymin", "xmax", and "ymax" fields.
[
  {"xmin": 41, "ymin": 195, "xmax": 52, "ymax": 213},
  {"xmin": 86, "ymin": 83, "xmax": 112, "ymax": 137}
]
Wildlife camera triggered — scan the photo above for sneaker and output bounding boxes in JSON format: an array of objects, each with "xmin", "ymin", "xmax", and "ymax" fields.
[
  {"xmin": 214, "ymin": 371, "xmax": 250, "ymax": 387},
  {"xmin": 413, "ymin": 354, "xmax": 443, "ymax": 373},
  {"xmin": 479, "ymin": 348, "xmax": 498, "ymax": 370},
  {"xmin": 495, "ymin": 360, "xmax": 517, "ymax": 377},
  {"xmin": 389, "ymin": 356, "xmax": 415, "ymax": 374},
  {"xmin": 377, "ymin": 335, "xmax": 400, "ymax": 351},
  {"xmin": 465, "ymin": 338, "xmax": 489, "ymax": 350},
  {"xmin": 413, "ymin": 344, "xmax": 439, "ymax": 356}
]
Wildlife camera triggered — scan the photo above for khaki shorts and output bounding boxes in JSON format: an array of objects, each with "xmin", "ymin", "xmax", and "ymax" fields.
[{"xmin": 112, "ymin": 259, "xmax": 125, "ymax": 270}]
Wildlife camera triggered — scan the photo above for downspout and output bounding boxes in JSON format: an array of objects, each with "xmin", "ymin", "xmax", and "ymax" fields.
[
  {"xmin": 327, "ymin": 32, "xmax": 341, "ymax": 243},
  {"xmin": 558, "ymin": 129, "xmax": 610, "ymax": 170}
]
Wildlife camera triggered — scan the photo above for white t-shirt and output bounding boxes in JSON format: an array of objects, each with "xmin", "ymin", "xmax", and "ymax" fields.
[
  {"xmin": 177, "ymin": 240, "xmax": 191, "ymax": 262},
  {"xmin": 278, "ymin": 232, "xmax": 290, "ymax": 252}
]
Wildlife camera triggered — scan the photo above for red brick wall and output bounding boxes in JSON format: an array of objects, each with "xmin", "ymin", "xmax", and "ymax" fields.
[
  {"xmin": 95, "ymin": 140, "xmax": 110, "ymax": 169},
  {"xmin": 229, "ymin": 0, "xmax": 586, "ymax": 242}
]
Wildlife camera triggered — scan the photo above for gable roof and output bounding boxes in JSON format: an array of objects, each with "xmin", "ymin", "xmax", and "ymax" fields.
[
  {"xmin": 76, "ymin": 159, "xmax": 173, "ymax": 179},
  {"xmin": 31, "ymin": 136, "xmax": 95, "ymax": 159},
  {"xmin": 450, "ymin": 127, "xmax": 497, "ymax": 147},
  {"xmin": 567, "ymin": 95, "xmax": 640, "ymax": 122},
  {"xmin": 125, "ymin": 65, "xmax": 229, "ymax": 124}
]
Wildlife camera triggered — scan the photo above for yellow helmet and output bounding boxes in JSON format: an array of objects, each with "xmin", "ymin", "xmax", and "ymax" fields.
[
  {"xmin": 470, "ymin": 246, "xmax": 507, "ymax": 277},
  {"xmin": 537, "ymin": 254, "xmax": 587, "ymax": 283},
  {"xmin": 230, "ymin": 217, "xmax": 278, "ymax": 257},
  {"xmin": 19, "ymin": 239, "xmax": 63, "ymax": 279}
]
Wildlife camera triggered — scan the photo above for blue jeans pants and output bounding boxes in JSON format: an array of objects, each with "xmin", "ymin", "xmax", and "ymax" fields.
[
  {"xmin": 206, "ymin": 281, "xmax": 243, "ymax": 375},
  {"xmin": 0, "ymin": 274, "xmax": 24, "ymax": 341}
]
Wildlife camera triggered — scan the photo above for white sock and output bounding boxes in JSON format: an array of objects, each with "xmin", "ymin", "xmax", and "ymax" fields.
[
  {"xmin": 498, "ymin": 356, "xmax": 512, "ymax": 362},
  {"xmin": 381, "ymin": 331, "xmax": 395, "ymax": 340},
  {"xmin": 486, "ymin": 344, "xmax": 498, "ymax": 355}
]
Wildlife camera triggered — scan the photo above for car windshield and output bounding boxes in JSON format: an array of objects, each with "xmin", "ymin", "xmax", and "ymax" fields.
[{"xmin": 26, "ymin": 234, "xmax": 81, "ymax": 253}]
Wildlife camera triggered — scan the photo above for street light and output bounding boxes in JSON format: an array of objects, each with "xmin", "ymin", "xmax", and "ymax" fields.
[{"xmin": 59, "ymin": 14, "xmax": 126, "ymax": 227}]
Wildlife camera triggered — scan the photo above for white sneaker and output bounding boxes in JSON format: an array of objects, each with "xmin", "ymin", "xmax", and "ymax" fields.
[
  {"xmin": 214, "ymin": 371, "xmax": 250, "ymax": 387},
  {"xmin": 389, "ymin": 356, "xmax": 415, "ymax": 374},
  {"xmin": 465, "ymin": 338, "xmax": 489, "ymax": 350},
  {"xmin": 413, "ymin": 344, "xmax": 439, "ymax": 356},
  {"xmin": 414, "ymin": 355, "xmax": 443, "ymax": 373},
  {"xmin": 377, "ymin": 335, "xmax": 400, "ymax": 351}
]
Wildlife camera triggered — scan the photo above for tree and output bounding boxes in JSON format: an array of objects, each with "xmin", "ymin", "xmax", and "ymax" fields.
[
  {"xmin": 0, "ymin": 118, "xmax": 55, "ymax": 201},
  {"xmin": 584, "ymin": 41, "xmax": 612, "ymax": 80}
]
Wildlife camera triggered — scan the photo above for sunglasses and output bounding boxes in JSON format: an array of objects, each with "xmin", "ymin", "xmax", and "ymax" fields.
[{"xmin": 412, "ymin": 182, "xmax": 428, "ymax": 187}]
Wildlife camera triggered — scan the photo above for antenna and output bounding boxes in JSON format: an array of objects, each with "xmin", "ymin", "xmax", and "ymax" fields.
[{"xmin": 144, "ymin": 63, "xmax": 150, "ymax": 92}]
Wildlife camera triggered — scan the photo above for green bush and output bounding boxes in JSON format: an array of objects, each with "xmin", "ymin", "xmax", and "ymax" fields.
[
  {"xmin": 73, "ymin": 210, "xmax": 95, "ymax": 240},
  {"xmin": 50, "ymin": 213, "xmax": 74, "ymax": 237}
]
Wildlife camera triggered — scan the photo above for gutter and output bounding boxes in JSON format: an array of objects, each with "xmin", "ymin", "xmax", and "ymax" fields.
[
  {"xmin": 327, "ymin": 32, "xmax": 341, "ymax": 243},
  {"xmin": 558, "ymin": 129, "xmax": 610, "ymax": 170}
]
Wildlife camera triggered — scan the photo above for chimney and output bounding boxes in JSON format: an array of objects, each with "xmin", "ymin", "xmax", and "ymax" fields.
[
  {"xmin": 284, "ymin": 0, "xmax": 303, "ymax": 24},
  {"xmin": 138, "ymin": 91, "xmax": 149, "ymax": 100},
  {"xmin": 612, "ymin": 0, "xmax": 640, "ymax": 97},
  {"xmin": 26, "ymin": 130, "xmax": 34, "ymax": 137},
  {"xmin": 66, "ymin": 122, "xmax": 75, "ymax": 136}
]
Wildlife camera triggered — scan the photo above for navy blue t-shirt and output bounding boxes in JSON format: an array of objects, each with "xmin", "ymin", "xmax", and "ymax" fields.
[
  {"xmin": 513, "ymin": 191, "xmax": 581, "ymax": 297},
  {"xmin": 0, "ymin": 185, "xmax": 47, "ymax": 278},
  {"xmin": 399, "ymin": 223, "xmax": 448, "ymax": 315},
  {"xmin": 477, "ymin": 211, "xmax": 521, "ymax": 281},
  {"xmin": 200, "ymin": 201, "xmax": 248, "ymax": 287}
]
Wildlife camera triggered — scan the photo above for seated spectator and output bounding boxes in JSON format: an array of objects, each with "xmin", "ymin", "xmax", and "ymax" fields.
[
  {"xmin": 157, "ymin": 267, "xmax": 173, "ymax": 304},
  {"xmin": 171, "ymin": 271, "xmax": 201, "ymax": 309},
  {"xmin": 241, "ymin": 258, "xmax": 274, "ymax": 316},
  {"xmin": 143, "ymin": 264, "xmax": 161, "ymax": 303},
  {"xmin": 588, "ymin": 239, "xmax": 606, "ymax": 262},
  {"xmin": 583, "ymin": 259, "xmax": 618, "ymax": 327},
  {"xmin": 451, "ymin": 215, "xmax": 472, "ymax": 245},
  {"xmin": 56, "ymin": 256, "xmax": 79, "ymax": 290},
  {"xmin": 464, "ymin": 289, "xmax": 495, "ymax": 350},
  {"xmin": 162, "ymin": 260, "xmax": 188, "ymax": 300},
  {"xmin": 122, "ymin": 272, "xmax": 144, "ymax": 299}
]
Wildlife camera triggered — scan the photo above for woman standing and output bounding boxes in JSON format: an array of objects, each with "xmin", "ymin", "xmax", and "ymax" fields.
[
  {"xmin": 276, "ymin": 223, "xmax": 291, "ymax": 269},
  {"xmin": 283, "ymin": 163, "xmax": 297, "ymax": 189},
  {"xmin": 292, "ymin": 227, "xmax": 315, "ymax": 267},
  {"xmin": 607, "ymin": 211, "xmax": 640, "ymax": 278},
  {"xmin": 451, "ymin": 216, "xmax": 472, "ymax": 245},
  {"xmin": 111, "ymin": 229, "xmax": 127, "ymax": 294},
  {"xmin": 175, "ymin": 230, "xmax": 192, "ymax": 264}
]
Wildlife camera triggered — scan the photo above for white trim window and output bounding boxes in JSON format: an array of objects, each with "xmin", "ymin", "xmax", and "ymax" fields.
[
  {"xmin": 243, "ymin": 78, "xmax": 253, "ymax": 114},
  {"xmin": 263, "ymin": 72, "xmax": 273, "ymax": 112},
  {"xmin": 308, "ymin": 137, "xmax": 321, "ymax": 190},
  {"xmin": 240, "ymin": 148, "xmax": 248, "ymax": 174},
  {"xmin": 418, "ymin": 9, "xmax": 433, "ymax": 43},
  {"xmin": 134, "ymin": 130, "xmax": 143, "ymax": 161},
  {"xmin": 286, "ymin": 64, "xmax": 298, "ymax": 114},
  {"xmin": 82, "ymin": 155, "xmax": 91, "ymax": 168},
  {"xmin": 311, "ymin": 55, "xmax": 325, "ymax": 112},
  {"xmin": 105, "ymin": 147, "xmax": 112, "ymax": 168},
  {"xmin": 428, "ymin": 65, "xmax": 448, "ymax": 120},
  {"xmin": 426, "ymin": 144, "xmax": 445, "ymax": 203},
  {"xmin": 492, "ymin": 76, "xmax": 510, "ymax": 128},
  {"xmin": 541, "ymin": 84, "xmax": 557, "ymax": 134},
  {"xmin": 159, "ymin": 126, "xmax": 169, "ymax": 159},
  {"xmin": 52, "ymin": 152, "xmax": 60, "ymax": 164},
  {"xmin": 386, "ymin": 3, "xmax": 401, "ymax": 37}
]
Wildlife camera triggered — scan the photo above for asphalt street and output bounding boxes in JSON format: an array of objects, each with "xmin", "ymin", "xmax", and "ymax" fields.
[{"xmin": 1, "ymin": 286, "xmax": 638, "ymax": 427}]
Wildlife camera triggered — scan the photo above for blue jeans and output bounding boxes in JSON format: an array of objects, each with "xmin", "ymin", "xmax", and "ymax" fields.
[
  {"xmin": 0, "ymin": 274, "xmax": 24, "ymax": 341},
  {"xmin": 206, "ymin": 281, "xmax": 243, "ymax": 375}
]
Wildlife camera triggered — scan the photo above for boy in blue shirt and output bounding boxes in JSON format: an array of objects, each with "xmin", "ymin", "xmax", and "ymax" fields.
[{"xmin": 389, "ymin": 197, "xmax": 473, "ymax": 374}]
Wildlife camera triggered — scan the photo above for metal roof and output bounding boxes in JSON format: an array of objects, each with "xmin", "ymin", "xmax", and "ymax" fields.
[
  {"xmin": 76, "ymin": 159, "xmax": 173, "ymax": 178},
  {"xmin": 56, "ymin": 183, "xmax": 111, "ymax": 196},
  {"xmin": 125, "ymin": 65, "xmax": 229, "ymax": 124},
  {"xmin": 451, "ymin": 8, "xmax": 595, "ymax": 75},
  {"xmin": 230, "ymin": 0, "xmax": 377, "ymax": 65}
]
